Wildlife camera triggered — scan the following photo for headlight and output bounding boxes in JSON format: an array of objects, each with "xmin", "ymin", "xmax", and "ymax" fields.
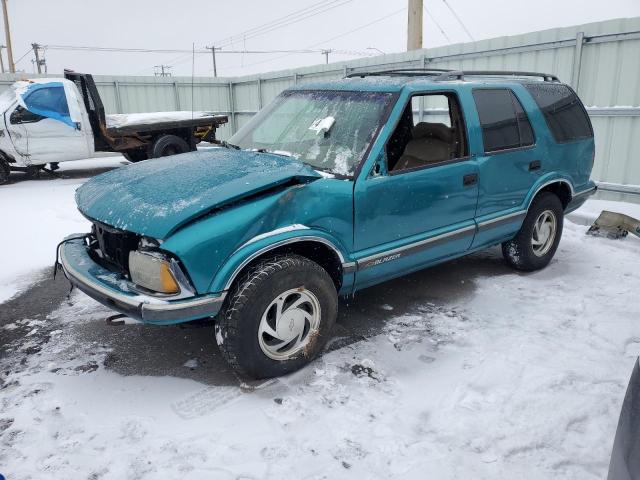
[{"xmin": 129, "ymin": 251, "xmax": 180, "ymax": 294}]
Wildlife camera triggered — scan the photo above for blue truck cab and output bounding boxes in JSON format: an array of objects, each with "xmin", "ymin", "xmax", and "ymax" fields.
[{"xmin": 58, "ymin": 69, "xmax": 596, "ymax": 378}]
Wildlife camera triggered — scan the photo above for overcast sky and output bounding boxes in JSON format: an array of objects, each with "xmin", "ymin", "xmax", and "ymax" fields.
[{"xmin": 3, "ymin": 0, "xmax": 639, "ymax": 78}]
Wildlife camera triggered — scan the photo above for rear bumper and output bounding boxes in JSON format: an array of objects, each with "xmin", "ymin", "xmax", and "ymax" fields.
[
  {"xmin": 58, "ymin": 237, "xmax": 226, "ymax": 325},
  {"xmin": 566, "ymin": 184, "xmax": 597, "ymax": 214}
]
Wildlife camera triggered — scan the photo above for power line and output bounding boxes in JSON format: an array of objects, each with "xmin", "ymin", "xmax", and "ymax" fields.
[
  {"xmin": 214, "ymin": 0, "xmax": 355, "ymax": 49},
  {"xmin": 138, "ymin": 1, "xmax": 357, "ymax": 76},
  {"xmin": 242, "ymin": 6, "xmax": 406, "ymax": 69},
  {"xmin": 440, "ymin": 0, "xmax": 475, "ymax": 41},
  {"xmin": 45, "ymin": 44, "xmax": 205, "ymax": 54},
  {"xmin": 214, "ymin": 0, "xmax": 345, "ymax": 46},
  {"xmin": 43, "ymin": 44, "xmax": 330, "ymax": 55},
  {"xmin": 14, "ymin": 47, "xmax": 33, "ymax": 65},
  {"xmin": 423, "ymin": 5, "xmax": 451, "ymax": 43}
]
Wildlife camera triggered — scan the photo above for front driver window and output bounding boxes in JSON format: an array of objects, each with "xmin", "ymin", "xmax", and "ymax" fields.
[
  {"xmin": 24, "ymin": 86, "xmax": 70, "ymax": 117},
  {"xmin": 386, "ymin": 92, "xmax": 468, "ymax": 172}
]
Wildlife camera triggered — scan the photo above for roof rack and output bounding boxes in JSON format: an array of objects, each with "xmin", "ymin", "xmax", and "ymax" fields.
[
  {"xmin": 345, "ymin": 68, "xmax": 559, "ymax": 82},
  {"xmin": 434, "ymin": 70, "xmax": 559, "ymax": 82},
  {"xmin": 345, "ymin": 68, "xmax": 452, "ymax": 78}
]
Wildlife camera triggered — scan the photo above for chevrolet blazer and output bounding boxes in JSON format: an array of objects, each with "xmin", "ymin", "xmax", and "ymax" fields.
[{"xmin": 57, "ymin": 69, "xmax": 597, "ymax": 378}]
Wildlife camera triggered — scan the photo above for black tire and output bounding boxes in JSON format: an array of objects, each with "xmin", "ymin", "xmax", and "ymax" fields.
[
  {"xmin": 122, "ymin": 149, "xmax": 148, "ymax": 163},
  {"xmin": 0, "ymin": 159, "xmax": 9, "ymax": 185},
  {"xmin": 150, "ymin": 135, "xmax": 190, "ymax": 159},
  {"xmin": 502, "ymin": 192, "xmax": 564, "ymax": 271},
  {"xmin": 25, "ymin": 165, "xmax": 41, "ymax": 179},
  {"xmin": 216, "ymin": 255, "xmax": 338, "ymax": 379}
]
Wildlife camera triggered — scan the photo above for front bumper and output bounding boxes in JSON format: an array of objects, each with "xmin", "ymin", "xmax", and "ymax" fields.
[{"xmin": 58, "ymin": 237, "xmax": 226, "ymax": 324}]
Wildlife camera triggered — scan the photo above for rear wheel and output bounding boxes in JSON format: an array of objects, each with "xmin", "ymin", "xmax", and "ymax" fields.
[
  {"xmin": 25, "ymin": 165, "xmax": 41, "ymax": 179},
  {"xmin": 502, "ymin": 192, "xmax": 564, "ymax": 271},
  {"xmin": 216, "ymin": 255, "xmax": 338, "ymax": 379},
  {"xmin": 150, "ymin": 135, "xmax": 190, "ymax": 158},
  {"xmin": 0, "ymin": 159, "xmax": 9, "ymax": 185}
]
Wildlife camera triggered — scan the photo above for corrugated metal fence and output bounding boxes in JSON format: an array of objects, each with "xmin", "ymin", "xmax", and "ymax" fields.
[{"xmin": 1, "ymin": 16, "xmax": 639, "ymax": 190}]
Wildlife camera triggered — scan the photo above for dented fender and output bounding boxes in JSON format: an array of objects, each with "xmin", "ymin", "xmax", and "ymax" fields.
[{"xmin": 207, "ymin": 227, "xmax": 355, "ymax": 294}]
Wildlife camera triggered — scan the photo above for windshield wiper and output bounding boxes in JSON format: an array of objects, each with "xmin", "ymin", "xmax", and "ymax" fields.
[
  {"xmin": 256, "ymin": 148, "xmax": 293, "ymax": 158},
  {"xmin": 220, "ymin": 141, "xmax": 241, "ymax": 150}
]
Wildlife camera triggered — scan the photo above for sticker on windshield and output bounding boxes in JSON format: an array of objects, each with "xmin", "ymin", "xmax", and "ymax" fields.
[{"xmin": 308, "ymin": 116, "xmax": 335, "ymax": 135}]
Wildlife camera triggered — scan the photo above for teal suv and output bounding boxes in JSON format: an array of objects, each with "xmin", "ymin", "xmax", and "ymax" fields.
[{"xmin": 58, "ymin": 69, "xmax": 596, "ymax": 378}]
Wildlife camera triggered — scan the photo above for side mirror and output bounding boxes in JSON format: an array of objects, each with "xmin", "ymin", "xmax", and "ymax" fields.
[
  {"xmin": 10, "ymin": 106, "xmax": 44, "ymax": 124},
  {"xmin": 370, "ymin": 151, "xmax": 388, "ymax": 178},
  {"xmin": 9, "ymin": 107, "xmax": 24, "ymax": 124}
]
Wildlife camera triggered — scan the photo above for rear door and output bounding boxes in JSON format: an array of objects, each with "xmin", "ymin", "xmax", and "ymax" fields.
[{"xmin": 471, "ymin": 87, "xmax": 541, "ymax": 247}]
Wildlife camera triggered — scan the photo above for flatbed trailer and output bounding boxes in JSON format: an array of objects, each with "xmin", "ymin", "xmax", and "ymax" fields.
[{"xmin": 0, "ymin": 71, "xmax": 228, "ymax": 183}]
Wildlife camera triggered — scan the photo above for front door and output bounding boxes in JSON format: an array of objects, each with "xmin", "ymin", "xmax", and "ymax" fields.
[
  {"xmin": 10, "ymin": 84, "xmax": 89, "ymax": 165},
  {"xmin": 353, "ymin": 91, "xmax": 479, "ymax": 289}
]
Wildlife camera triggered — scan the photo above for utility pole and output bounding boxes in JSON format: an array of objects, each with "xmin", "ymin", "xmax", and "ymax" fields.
[
  {"xmin": 321, "ymin": 49, "xmax": 331, "ymax": 64},
  {"xmin": 0, "ymin": 45, "xmax": 5, "ymax": 73},
  {"xmin": 1, "ymin": 0, "xmax": 14, "ymax": 72},
  {"xmin": 407, "ymin": 0, "xmax": 423, "ymax": 51},
  {"xmin": 153, "ymin": 64, "xmax": 172, "ymax": 77},
  {"xmin": 32, "ymin": 43, "xmax": 44, "ymax": 74},
  {"xmin": 206, "ymin": 46, "xmax": 218, "ymax": 77}
]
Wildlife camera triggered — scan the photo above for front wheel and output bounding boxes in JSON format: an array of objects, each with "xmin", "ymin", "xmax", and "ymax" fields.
[
  {"xmin": 0, "ymin": 158, "xmax": 9, "ymax": 185},
  {"xmin": 216, "ymin": 255, "xmax": 338, "ymax": 379},
  {"xmin": 502, "ymin": 192, "xmax": 564, "ymax": 271}
]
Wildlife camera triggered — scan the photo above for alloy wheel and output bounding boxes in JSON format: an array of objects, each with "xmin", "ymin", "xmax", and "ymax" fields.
[{"xmin": 258, "ymin": 287, "xmax": 321, "ymax": 361}]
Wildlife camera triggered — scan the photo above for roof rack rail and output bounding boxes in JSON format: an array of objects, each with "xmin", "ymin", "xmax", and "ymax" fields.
[
  {"xmin": 344, "ymin": 68, "xmax": 560, "ymax": 83},
  {"xmin": 434, "ymin": 70, "xmax": 560, "ymax": 82},
  {"xmin": 345, "ymin": 68, "xmax": 452, "ymax": 78}
]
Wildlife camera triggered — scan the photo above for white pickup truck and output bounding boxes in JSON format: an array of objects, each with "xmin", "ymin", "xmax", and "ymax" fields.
[{"xmin": 0, "ymin": 71, "xmax": 228, "ymax": 184}]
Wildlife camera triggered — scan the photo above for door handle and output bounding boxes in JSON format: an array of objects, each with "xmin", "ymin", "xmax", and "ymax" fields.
[
  {"xmin": 529, "ymin": 160, "xmax": 541, "ymax": 171},
  {"xmin": 463, "ymin": 173, "xmax": 478, "ymax": 186}
]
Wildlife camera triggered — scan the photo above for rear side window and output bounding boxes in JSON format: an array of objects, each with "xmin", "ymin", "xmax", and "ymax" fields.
[
  {"xmin": 524, "ymin": 83, "xmax": 593, "ymax": 142},
  {"xmin": 473, "ymin": 89, "xmax": 534, "ymax": 153}
]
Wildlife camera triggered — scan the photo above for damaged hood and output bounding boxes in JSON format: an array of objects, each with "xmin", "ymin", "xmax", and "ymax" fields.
[{"xmin": 76, "ymin": 149, "xmax": 322, "ymax": 239}]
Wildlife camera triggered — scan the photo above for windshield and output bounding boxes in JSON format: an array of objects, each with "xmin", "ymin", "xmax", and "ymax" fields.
[{"xmin": 229, "ymin": 90, "xmax": 394, "ymax": 176}]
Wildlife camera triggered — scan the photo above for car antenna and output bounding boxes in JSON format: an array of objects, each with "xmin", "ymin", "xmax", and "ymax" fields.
[{"xmin": 191, "ymin": 42, "xmax": 195, "ymax": 121}]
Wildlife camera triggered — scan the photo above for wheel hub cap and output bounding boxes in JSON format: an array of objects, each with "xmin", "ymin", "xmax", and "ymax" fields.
[
  {"xmin": 258, "ymin": 288, "xmax": 321, "ymax": 361},
  {"xmin": 531, "ymin": 210, "xmax": 557, "ymax": 257}
]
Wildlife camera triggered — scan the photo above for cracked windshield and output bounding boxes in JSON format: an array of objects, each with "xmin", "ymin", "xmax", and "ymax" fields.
[{"xmin": 229, "ymin": 90, "xmax": 393, "ymax": 176}]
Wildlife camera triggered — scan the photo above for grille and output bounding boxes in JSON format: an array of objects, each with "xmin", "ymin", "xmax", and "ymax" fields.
[{"xmin": 92, "ymin": 221, "xmax": 140, "ymax": 274}]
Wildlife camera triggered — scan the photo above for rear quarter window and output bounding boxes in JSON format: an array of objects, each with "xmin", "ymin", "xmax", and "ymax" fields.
[
  {"xmin": 472, "ymin": 88, "xmax": 534, "ymax": 153},
  {"xmin": 524, "ymin": 83, "xmax": 593, "ymax": 143}
]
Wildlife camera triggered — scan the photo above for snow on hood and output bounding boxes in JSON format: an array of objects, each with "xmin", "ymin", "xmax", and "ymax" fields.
[
  {"xmin": 106, "ymin": 111, "xmax": 224, "ymax": 129},
  {"xmin": 75, "ymin": 149, "xmax": 322, "ymax": 239}
]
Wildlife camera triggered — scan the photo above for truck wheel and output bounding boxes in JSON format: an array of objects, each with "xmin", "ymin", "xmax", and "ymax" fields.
[
  {"xmin": 25, "ymin": 165, "xmax": 40, "ymax": 179},
  {"xmin": 122, "ymin": 149, "xmax": 148, "ymax": 163},
  {"xmin": 0, "ymin": 159, "xmax": 9, "ymax": 185},
  {"xmin": 216, "ymin": 255, "xmax": 338, "ymax": 379},
  {"xmin": 502, "ymin": 192, "xmax": 564, "ymax": 271},
  {"xmin": 150, "ymin": 135, "xmax": 190, "ymax": 158}
]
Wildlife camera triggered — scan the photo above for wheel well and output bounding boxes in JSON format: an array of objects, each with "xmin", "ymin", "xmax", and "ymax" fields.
[
  {"xmin": 152, "ymin": 129, "xmax": 194, "ymax": 148},
  {"xmin": 0, "ymin": 149, "xmax": 15, "ymax": 164},
  {"xmin": 229, "ymin": 241, "xmax": 344, "ymax": 292},
  {"xmin": 536, "ymin": 182, "xmax": 572, "ymax": 209}
]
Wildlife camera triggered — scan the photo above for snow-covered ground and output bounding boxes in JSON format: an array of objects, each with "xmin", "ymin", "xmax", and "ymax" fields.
[
  {"xmin": 0, "ymin": 168, "xmax": 639, "ymax": 478},
  {"xmin": 0, "ymin": 156, "xmax": 126, "ymax": 303}
]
